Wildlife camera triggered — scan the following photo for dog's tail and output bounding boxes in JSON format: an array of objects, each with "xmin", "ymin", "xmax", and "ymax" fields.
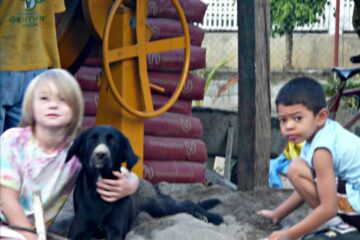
[{"xmin": 198, "ymin": 199, "xmax": 222, "ymax": 210}]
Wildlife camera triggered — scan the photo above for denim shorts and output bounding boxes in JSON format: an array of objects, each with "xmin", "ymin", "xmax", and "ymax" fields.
[{"xmin": 0, "ymin": 69, "xmax": 46, "ymax": 134}]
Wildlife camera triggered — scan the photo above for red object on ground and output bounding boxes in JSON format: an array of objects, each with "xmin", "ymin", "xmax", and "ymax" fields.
[
  {"xmin": 144, "ymin": 112, "xmax": 202, "ymax": 138},
  {"xmin": 83, "ymin": 112, "xmax": 202, "ymax": 139},
  {"xmin": 83, "ymin": 91, "xmax": 99, "ymax": 116},
  {"xmin": 83, "ymin": 57, "xmax": 103, "ymax": 67},
  {"xmin": 144, "ymin": 160, "xmax": 205, "ymax": 184},
  {"xmin": 82, "ymin": 116, "xmax": 96, "ymax": 130},
  {"xmin": 83, "ymin": 91, "xmax": 192, "ymax": 116},
  {"xmin": 82, "ymin": 46, "xmax": 206, "ymax": 74},
  {"xmin": 75, "ymin": 66, "xmax": 101, "ymax": 91},
  {"xmin": 75, "ymin": 5, "xmax": 210, "ymax": 184},
  {"xmin": 147, "ymin": 46, "xmax": 206, "ymax": 72},
  {"xmin": 144, "ymin": 135, "xmax": 208, "ymax": 162},
  {"xmin": 149, "ymin": 71, "xmax": 205, "ymax": 100},
  {"xmin": 76, "ymin": 66, "xmax": 206, "ymax": 101},
  {"xmin": 147, "ymin": 0, "xmax": 208, "ymax": 23},
  {"xmin": 147, "ymin": 18, "xmax": 205, "ymax": 46},
  {"xmin": 152, "ymin": 94, "xmax": 192, "ymax": 115}
]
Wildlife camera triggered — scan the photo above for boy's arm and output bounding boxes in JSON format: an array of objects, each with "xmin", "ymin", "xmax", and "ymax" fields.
[
  {"xmin": 0, "ymin": 186, "xmax": 37, "ymax": 240},
  {"xmin": 286, "ymin": 148, "xmax": 337, "ymax": 239},
  {"xmin": 270, "ymin": 191, "xmax": 304, "ymax": 223}
]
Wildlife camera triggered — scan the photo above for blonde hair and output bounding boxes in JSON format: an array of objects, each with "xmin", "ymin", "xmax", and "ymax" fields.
[{"xmin": 19, "ymin": 69, "xmax": 84, "ymax": 144}]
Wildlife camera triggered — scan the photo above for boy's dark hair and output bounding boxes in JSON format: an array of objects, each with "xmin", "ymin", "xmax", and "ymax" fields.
[{"xmin": 275, "ymin": 77, "xmax": 326, "ymax": 115}]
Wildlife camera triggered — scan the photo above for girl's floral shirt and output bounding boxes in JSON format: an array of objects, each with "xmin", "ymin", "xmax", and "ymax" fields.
[{"xmin": 0, "ymin": 127, "xmax": 81, "ymax": 225}]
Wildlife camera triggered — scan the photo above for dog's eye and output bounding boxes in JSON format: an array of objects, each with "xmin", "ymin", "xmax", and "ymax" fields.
[
  {"xmin": 89, "ymin": 134, "xmax": 99, "ymax": 143},
  {"xmin": 106, "ymin": 134, "xmax": 116, "ymax": 145}
]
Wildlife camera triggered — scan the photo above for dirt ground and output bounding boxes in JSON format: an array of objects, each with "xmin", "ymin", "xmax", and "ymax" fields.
[
  {"xmin": 50, "ymin": 181, "xmax": 311, "ymax": 240},
  {"xmin": 125, "ymin": 182, "xmax": 311, "ymax": 240}
]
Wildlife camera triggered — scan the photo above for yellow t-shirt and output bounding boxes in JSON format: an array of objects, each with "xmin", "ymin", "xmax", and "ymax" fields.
[{"xmin": 0, "ymin": 1, "xmax": 65, "ymax": 71}]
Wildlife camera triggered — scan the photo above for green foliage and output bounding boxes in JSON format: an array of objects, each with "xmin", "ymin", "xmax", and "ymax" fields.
[
  {"xmin": 324, "ymin": 77, "xmax": 360, "ymax": 110},
  {"xmin": 270, "ymin": 0, "xmax": 328, "ymax": 36},
  {"xmin": 193, "ymin": 58, "xmax": 231, "ymax": 107},
  {"xmin": 204, "ymin": 59, "xmax": 230, "ymax": 94}
]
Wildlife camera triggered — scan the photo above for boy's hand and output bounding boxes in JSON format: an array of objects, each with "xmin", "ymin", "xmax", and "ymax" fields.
[
  {"xmin": 96, "ymin": 168, "xmax": 139, "ymax": 202},
  {"xmin": 257, "ymin": 210, "xmax": 279, "ymax": 224},
  {"xmin": 266, "ymin": 230, "xmax": 290, "ymax": 240}
]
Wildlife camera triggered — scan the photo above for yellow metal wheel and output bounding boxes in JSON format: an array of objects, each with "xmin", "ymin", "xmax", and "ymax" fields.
[{"xmin": 102, "ymin": 0, "xmax": 191, "ymax": 118}]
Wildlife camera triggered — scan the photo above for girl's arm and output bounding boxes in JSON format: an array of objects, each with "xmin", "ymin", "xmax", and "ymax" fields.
[
  {"xmin": 96, "ymin": 168, "xmax": 140, "ymax": 202},
  {"xmin": 0, "ymin": 186, "xmax": 37, "ymax": 240},
  {"xmin": 285, "ymin": 148, "xmax": 337, "ymax": 239}
]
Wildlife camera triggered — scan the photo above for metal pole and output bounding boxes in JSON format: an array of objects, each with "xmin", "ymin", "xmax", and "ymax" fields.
[{"xmin": 334, "ymin": 0, "xmax": 340, "ymax": 66}]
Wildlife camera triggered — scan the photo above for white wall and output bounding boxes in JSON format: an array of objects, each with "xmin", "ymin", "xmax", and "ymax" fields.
[{"xmin": 202, "ymin": 32, "xmax": 360, "ymax": 70}]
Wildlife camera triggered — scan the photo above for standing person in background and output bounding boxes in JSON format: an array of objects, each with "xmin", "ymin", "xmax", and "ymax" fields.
[{"xmin": 0, "ymin": 0, "xmax": 65, "ymax": 133}]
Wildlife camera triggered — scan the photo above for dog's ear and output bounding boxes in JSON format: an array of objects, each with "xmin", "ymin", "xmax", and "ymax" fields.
[
  {"xmin": 122, "ymin": 136, "xmax": 139, "ymax": 171},
  {"xmin": 65, "ymin": 130, "xmax": 87, "ymax": 162}
]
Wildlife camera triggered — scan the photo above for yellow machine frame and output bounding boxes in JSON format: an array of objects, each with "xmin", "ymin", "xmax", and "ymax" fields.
[
  {"xmin": 58, "ymin": 0, "xmax": 190, "ymax": 176},
  {"xmin": 59, "ymin": 0, "xmax": 191, "ymax": 177}
]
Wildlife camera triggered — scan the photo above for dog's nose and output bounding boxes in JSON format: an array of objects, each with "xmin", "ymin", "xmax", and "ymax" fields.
[{"xmin": 96, "ymin": 152, "xmax": 106, "ymax": 159}]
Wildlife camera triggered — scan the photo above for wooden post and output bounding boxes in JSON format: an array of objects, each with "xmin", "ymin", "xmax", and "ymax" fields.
[
  {"xmin": 237, "ymin": 0, "xmax": 271, "ymax": 190},
  {"xmin": 224, "ymin": 125, "xmax": 234, "ymax": 180}
]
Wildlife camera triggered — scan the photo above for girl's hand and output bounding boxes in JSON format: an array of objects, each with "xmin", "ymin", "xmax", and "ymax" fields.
[{"xmin": 96, "ymin": 168, "xmax": 139, "ymax": 202}]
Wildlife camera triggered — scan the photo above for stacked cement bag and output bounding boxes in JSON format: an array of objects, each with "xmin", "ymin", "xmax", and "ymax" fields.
[
  {"xmin": 76, "ymin": 0, "xmax": 209, "ymax": 184},
  {"xmin": 143, "ymin": 0, "xmax": 209, "ymax": 183}
]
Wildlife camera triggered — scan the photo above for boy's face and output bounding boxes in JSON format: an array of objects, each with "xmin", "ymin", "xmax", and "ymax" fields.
[{"xmin": 277, "ymin": 103, "xmax": 327, "ymax": 144}]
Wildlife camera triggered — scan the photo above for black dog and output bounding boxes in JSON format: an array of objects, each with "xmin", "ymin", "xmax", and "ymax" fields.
[{"xmin": 65, "ymin": 125, "xmax": 223, "ymax": 240}]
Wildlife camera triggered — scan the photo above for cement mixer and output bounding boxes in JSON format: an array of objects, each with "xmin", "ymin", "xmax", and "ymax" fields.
[{"xmin": 57, "ymin": 0, "xmax": 192, "ymax": 177}]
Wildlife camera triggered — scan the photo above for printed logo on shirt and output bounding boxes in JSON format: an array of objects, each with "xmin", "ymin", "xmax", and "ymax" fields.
[
  {"xmin": 7, "ymin": 0, "xmax": 47, "ymax": 28},
  {"xmin": 24, "ymin": 0, "xmax": 45, "ymax": 10}
]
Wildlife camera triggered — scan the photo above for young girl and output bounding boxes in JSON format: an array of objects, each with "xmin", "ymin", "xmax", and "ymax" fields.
[{"xmin": 0, "ymin": 69, "xmax": 139, "ymax": 240}]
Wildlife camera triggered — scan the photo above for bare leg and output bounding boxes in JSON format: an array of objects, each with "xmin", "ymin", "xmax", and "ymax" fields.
[
  {"xmin": 259, "ymin": 158, "xmax": 318, "ymax": 224},
  {"xmin": 287, "ymin": 158, "xmax": 319, "ymax": 209}
]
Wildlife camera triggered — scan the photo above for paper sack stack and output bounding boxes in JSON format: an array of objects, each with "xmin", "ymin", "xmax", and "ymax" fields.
[{"xmin": 76, "ymin": 0, "xmax": 209, "ymax": 184}]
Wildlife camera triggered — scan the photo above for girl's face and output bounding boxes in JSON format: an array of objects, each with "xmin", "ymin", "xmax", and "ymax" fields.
[
  {"xmin": 33, "ymin": 81, "xmax": 73, "ymax": 131},
  {"xmin": 277, "ymin": 103, "xmax": 326, "ymax": 144}
]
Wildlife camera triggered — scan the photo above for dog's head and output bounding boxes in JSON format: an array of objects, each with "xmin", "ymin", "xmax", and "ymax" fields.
[{"xmin": 66, "ymin": 125, "xmax": 138, "ymax": 178}]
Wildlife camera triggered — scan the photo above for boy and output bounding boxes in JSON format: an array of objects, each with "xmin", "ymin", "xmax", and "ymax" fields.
[{"xmin": 258, "ymin": 77, "xmax": 360, "ymax": 240}]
